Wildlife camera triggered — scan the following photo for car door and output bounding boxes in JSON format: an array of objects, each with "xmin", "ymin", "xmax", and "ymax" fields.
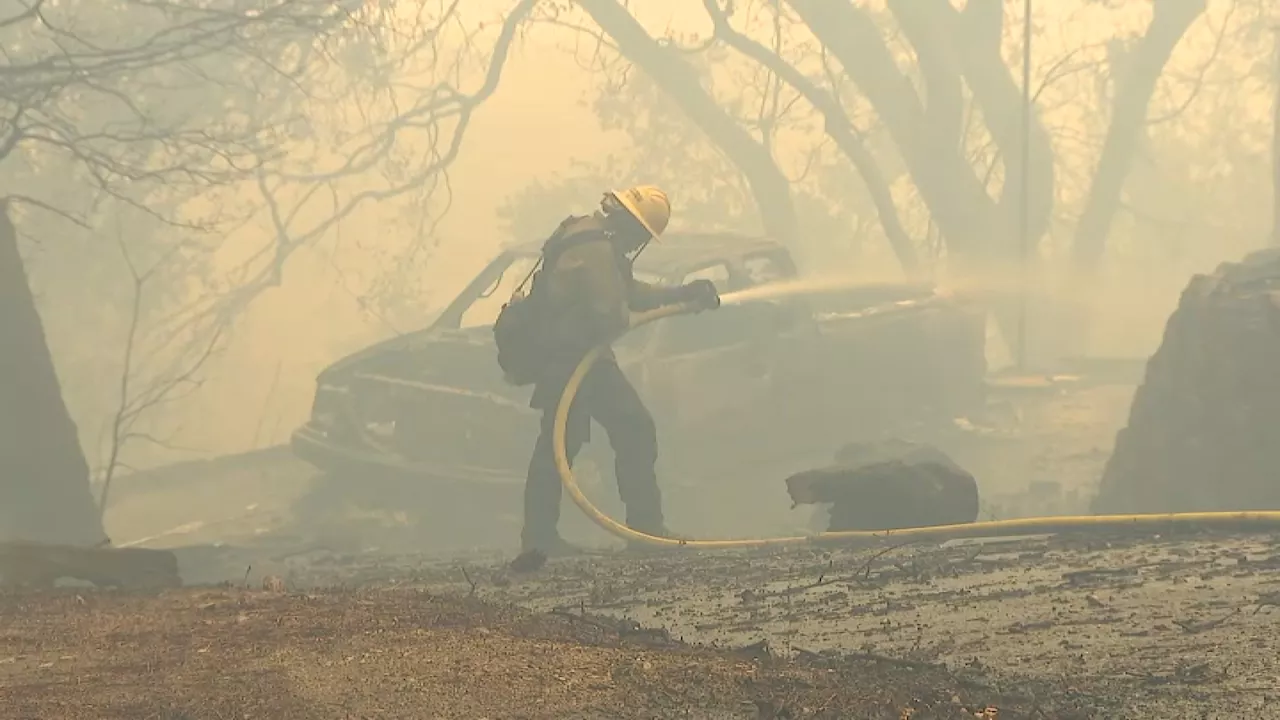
[{"xmin": 642, "ymin": 262, "xmax": 785, "ymax": 437}]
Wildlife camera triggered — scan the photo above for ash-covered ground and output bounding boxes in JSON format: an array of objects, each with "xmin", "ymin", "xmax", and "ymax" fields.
[{"xmin": 8, "ymin": 382, "xmax": 1268, "ymax": 718}]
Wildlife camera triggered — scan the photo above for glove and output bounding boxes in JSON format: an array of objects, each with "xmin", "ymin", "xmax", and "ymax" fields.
[{"xmin": 680, "ymin": 278, "xmax": 721, "ymax": 312}]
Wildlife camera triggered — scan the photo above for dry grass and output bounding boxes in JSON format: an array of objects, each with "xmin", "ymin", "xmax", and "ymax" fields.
[{"xmin": 0, "ymin": 586, "xmax": 1054, "ymax": 719}]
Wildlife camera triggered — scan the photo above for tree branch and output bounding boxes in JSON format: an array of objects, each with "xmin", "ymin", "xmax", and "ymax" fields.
[
  {"xmin": 885, "ymin": 0, "xmax": 963, "ymax": 154},
  {"xmin": 577, "ymin": 0, "xmax": 798, "ymax": 242},
  {"xmin": 0, "ymin": 0, "xmax": 42, "ymax": 31},
  {"xmin": 97, "ymin": 230, "xmax": 146, "ymax": 517},
  {"xmin": 1072, "ymin": 0, "xmax": 1207, "ymax": 273},
  {"xmin": 902, "ymin": 0, "xmax": 1056, "ymax": 254},
  {"xmin": 701, "ymin": 0, "xmax": 919, "ymax": 274},
  {"xmin": 1145, "ymin": 0, "xmax": 1235, "ymax": 126},
  {"xmin": 785, "ymin": 0, "xmax": 1003, "ymax": 265}
]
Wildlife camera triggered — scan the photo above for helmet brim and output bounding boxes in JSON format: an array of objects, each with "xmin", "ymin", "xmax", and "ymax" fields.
[{"xmin": 609, "ymin": 189, "xmax": 664, "ymax": 241}]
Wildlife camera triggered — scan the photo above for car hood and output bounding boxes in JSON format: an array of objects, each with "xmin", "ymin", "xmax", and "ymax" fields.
[
  {"xmin": 315, "ymin": 323, "xmax": 645, "ymax": 399},
  {"xmin": 318, "ymin": 325, "xmax": 483, "ymax": 378},
  {"xmin": 316, "ymin": 324, "xmax": 511, "ymax": 390}
]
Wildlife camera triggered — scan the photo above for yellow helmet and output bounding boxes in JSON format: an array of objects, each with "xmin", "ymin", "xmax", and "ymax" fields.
[{"xmin": 609, "ymin": 185, "xmax": 671, "ymax": 240}]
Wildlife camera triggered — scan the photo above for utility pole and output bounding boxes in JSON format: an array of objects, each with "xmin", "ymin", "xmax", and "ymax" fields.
[
  {"xmin": 1016, "ymin": 0, "xmax": 1033, "ymax": 370},
  {"xmin": 1272, "ymin": 24, "xmax": 1280, "ymax": 246}
]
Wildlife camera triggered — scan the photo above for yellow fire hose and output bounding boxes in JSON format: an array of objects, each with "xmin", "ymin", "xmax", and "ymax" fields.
[{"xmin": 554, "ymin": 302, "xmax": 1280, "ymax": 550}]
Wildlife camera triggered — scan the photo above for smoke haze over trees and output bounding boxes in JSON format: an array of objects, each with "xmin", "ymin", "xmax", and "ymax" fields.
[{"xmin": 1, "ymin": 0, "xmax": 1277, "ymax": 544}]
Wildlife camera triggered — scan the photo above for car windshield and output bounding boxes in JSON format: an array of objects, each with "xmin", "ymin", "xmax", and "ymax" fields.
[
  {"xmin": 743, "ymin": 253, "xmax": 789, "ymax": 286},
  {"xmin": 458, "ymin": 255, "xmax": 541, "ymax": 329}
]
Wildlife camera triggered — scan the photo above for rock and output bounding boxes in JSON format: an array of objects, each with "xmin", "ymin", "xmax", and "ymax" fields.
[
  {"xmin": 1092, "ymin": 250, "xmax": 1280, "ymax": 514},
  {"xmin": 786, "ymin": 440, "xmax": 979, "ymax": 532}
]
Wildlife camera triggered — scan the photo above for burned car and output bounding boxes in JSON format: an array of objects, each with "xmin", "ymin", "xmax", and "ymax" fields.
[{"xmin": 291, "ymin": 232, "xmax": 987, "ymax": 540}]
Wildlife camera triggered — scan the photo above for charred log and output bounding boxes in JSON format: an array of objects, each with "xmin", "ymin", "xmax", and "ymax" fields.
[{"xmin": 786, "ymin": 440, "xmax": 979, "ymax": 532}]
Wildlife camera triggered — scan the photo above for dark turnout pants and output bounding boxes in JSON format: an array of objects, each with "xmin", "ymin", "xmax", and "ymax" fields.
[{"xmin": 523, "ymin": 354, "xmax": 663, "ymax": 550}]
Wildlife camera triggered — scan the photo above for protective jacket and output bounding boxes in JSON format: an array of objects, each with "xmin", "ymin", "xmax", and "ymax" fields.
[{"xmin": 538, "ymin": 214, "xmax": 675, "ymax": 354}]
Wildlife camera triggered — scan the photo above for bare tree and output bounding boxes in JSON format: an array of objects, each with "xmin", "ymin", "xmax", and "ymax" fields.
[
  {"xmin": 550, "ymin": 0, "xmax": 1211, "ymax": 353},
  {"xmin": 95, "ymin": 230, "xmax": 224, "ymax": 519},
  {"xmin": 567, "ymin": 0, "xmax": 797, "ymax": 244},
  {"xmin": 0, "ymin": 0, "xmax": 347, "ymax": 545},
  {"xmin": 700, "ymin": 0, "xmax": 920, "ymax": 275},
  {"xmin": 774, "ymin": 0, "xmax": 1017, "ymax": 266},
  {"xmin": 524, "ymin": 1, "xmax": 1042, "ymax": 280},
  {"xmin": 0, "ymin": 0, "xmax": 535, "ymax": 545},
  {"xmin": 225, "ymin": 0, "xmax": 539, "ymax": 309},
  {"xmin": 1071, "ymin": 0, "xmax": 1208, "ymax": 272}
]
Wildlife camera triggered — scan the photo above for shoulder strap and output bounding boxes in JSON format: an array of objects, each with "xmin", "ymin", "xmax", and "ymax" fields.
[
  {"xmin": 514, "ymin": 216, "xmax": 605, "ymax": 295},
  {"xmin": 541, "ymin": 215, "xmax": 608, "ymax": 268},
  {"xmin": 546, "ymin": 215, "xmax": 638, "ymax": 286}
]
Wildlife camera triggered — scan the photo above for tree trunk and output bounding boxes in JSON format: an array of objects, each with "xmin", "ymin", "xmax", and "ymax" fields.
[
  {"xmin": 887, "ymin": 0, "xmax": 964, "ymax": 151},
  {"xmin": 0, "ymin": 201, "xmax": 108, "ymax": 546},
  {"xmin": 785, "ymin": 0, "xmax": 1004, "ymax": 266},
  {"xmin": 1071, "ymin": 0, "xmax": 1206, "ymax": 272},
  {"xmin": 701, "ymin": 0, "xmax": 919, "ymax": 275},
  {"xmin": 786, "ymin": 0, "xmax": 1055, "ymax": 363},
  {"xmin": 944, "ymin": 0, "xmax": 1055, "ymax": 246},
  {"xmin": 579, "ymin": 0, "xmax": 798, "ymax": 243}
]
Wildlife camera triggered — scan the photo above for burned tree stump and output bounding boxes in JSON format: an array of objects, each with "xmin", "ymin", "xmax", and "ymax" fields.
[
  {"xmin": 786, "ymin": 440, "xmax": 979, "ymax": 532},
  {"xmin": 0, "ymin": 202, "xmax": 109, "ymax": 546},
  {"xmin": 1092, "ymin": 249, "xmax": 1280, "ymax": 514},
  {"xmin": 0, "ymin": 542, "xmax": 180, "ymax": 589}
]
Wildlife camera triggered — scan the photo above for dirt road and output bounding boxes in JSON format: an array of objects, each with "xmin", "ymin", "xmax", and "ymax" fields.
[
  {"xmin": 6, "ymin": 530, "xmax": 1276, "ymax": 718},
  {"xmin": 195, "ymin": 527, "xmax": 1280, "ymax": 718},
  {"xmin": 3, "ymin": 585, "xmax": 1087, "ymax": 719},
  {"xmin": 497, "ymin": 534, "xmax": 1280, "ymax": 718}
]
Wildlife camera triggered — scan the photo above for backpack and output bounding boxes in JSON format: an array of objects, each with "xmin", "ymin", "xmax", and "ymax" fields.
[{"xmin": 493, "ymin": 218, "xmax": 600, "ymax": 386}]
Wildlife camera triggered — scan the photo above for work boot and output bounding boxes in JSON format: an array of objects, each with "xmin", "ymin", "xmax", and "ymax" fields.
[
  {"xmin": 520, "ymin": 534, "xmax": 584, "ymax": 558},
  {"xmin": 510, "ymin": 535, "xmax": 584, "ymax": 573}
]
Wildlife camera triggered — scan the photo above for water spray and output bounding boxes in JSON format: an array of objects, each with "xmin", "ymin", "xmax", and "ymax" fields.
[
  {"xmin": 718, "ymin": 277, "xmax": 934, "ymax": 306},
  {"xmin": 718, "ymin": 270, "xmax": 1118, "ymax": 313}
]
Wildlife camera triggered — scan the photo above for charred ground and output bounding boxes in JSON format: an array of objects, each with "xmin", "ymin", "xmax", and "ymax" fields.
[
  {"xmin": 6, "ymin": 525, "xmax": 1279, "ymax": 718},
  {"xmin": 2, "ymin": 584, "xmax": 1098, "ymax": 720}
]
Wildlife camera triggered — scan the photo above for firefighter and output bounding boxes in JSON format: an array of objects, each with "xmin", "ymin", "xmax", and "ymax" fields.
[{"xmin": 517, "ymin": 185, "xmax": 720, "ymax": 558}]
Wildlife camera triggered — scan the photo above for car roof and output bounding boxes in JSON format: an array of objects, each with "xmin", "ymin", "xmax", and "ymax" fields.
[{"xmin": 507, "ymin": 230, "xmax": 785, "ymax": 277}]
